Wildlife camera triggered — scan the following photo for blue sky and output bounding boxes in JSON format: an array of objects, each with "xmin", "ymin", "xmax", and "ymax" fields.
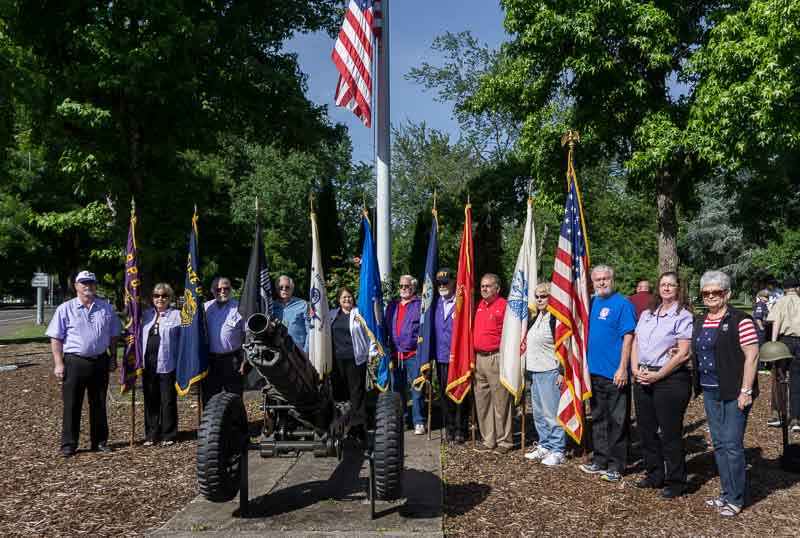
[{"xmin": 286, "ymin": 1, "xmax": 508, "ymax": 164}]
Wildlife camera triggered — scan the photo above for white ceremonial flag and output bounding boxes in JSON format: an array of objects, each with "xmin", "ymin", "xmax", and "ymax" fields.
[
  {"xmin": 499, "ymin": 199, "xmax": 537, "ymax": 404},
  {"xmin": 309, "ymin": 210, "xmax": 333, "ymax": 378}
]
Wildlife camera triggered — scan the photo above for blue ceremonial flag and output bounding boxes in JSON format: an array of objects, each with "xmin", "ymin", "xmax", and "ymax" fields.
[
  {"xmin": 356, "ymin": 210, "xmax": 389, "ymax": 391},
  {"xmin": 413, "ymin": 208, "xmax": 438, "ymax": 390},
  {"xmin": 175, "ymin": 209, "xmax": 209, "ymax": 396}
]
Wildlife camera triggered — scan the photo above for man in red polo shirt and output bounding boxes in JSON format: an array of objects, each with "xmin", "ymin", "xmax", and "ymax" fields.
[{"xmin": 473, "ymin": 273, "xmax": 513, "ymax": 453}]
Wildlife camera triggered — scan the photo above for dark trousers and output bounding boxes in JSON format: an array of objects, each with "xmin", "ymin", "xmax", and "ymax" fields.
[
  {"xmin": 62, "ymin": 354, "xmax": 110, "ymax": 450},
  {"xmin": 202, "ymin": 351, "xmax": 243, "ymax": 406},
  {"xmin": 142, "ymin": 357, "xmax": 178, "ymax": 442},
  {"xmin": 781, "ymin": 336, "xmax": 800, "ymax": 419},
  {"xmin": 333, "ymin": 358, "xmax": 367, "ymax": 428},
  {"xmin": 589, "ymin": 374, "xmax": 630, "ymax": 473},
  {"xmin": 436, "ymin": 362, "xmax": 468, "ymax": 436},
  {"xmin": 633, "ymin": 369, "xmax": 691, "ymax": 486}
]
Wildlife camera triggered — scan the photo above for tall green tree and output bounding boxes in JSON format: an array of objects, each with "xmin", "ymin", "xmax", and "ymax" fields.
[
  {"xmin": 474, "ymin": 0, "xmax": 723, "ymax": 273},
  {"xmin": 0, "ymin": 0, "xmax": 345, "ymax": 291}
]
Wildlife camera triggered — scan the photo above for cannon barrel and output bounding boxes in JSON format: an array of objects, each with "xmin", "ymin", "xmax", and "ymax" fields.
[{"xmin": 244, "ymin": 313, "xmax": 322, "ymax": 416}]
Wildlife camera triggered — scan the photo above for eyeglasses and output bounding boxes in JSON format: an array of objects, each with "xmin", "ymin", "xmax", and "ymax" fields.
[
  {"xmin": 278, "ymin": 286, "xmax": 292, "ymax": 291},
  {"xmin": 216, "ymin": 286, "xmax": 231, "ymax": 292},
  {"xmin": 398, "ymin": 284, "xmax": 412, "ymax": 289},
  {"xmin": 701, "ymin": 289, "xmax": 726, "ymax": 299},
  {"xmin": 535, "ymin": 294, "xmax": 549, "ymax": 300},
  {"xmin": 152, "ymin": 294, "xmax": 169, "ymax": 299},
  {"xmin": 660, "ymin": 282, "xmax": 678, "ymax": 288}
]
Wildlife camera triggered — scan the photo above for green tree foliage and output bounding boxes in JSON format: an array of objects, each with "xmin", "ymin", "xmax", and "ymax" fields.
[
  {"xmin": 474, "ymin": 0, "xmax": 723, "ymax": 273},
  {"xmin": 0, "ymin": 1, "xmax": 349, "ymax": 296},
  {"xmin": 690, "ymin": 0, "xmax": 800, "ymax": 171}
]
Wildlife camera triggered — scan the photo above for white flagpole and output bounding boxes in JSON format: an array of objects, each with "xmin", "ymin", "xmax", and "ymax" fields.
[{"xmin": 376, "ymin": 0, "xmax": 392, "ymax": 286}]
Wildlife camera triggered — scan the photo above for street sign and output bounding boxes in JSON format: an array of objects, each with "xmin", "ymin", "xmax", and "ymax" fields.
[{"xmin": 31, "ymin": 273, "xmax": 49, "ymax": 288}]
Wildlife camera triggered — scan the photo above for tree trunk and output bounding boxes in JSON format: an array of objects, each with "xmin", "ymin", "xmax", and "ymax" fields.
[{"xmin": 656, "ymin": 169, "xmax": 679, "ymax": 273}]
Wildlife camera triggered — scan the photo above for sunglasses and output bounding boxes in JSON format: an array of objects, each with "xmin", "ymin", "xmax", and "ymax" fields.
[
  {"xmin": 535, "ymin": 294, "xmax": 549, "ymax": 300},
  {"xmin": 216, "ymin": 286, "xmax": 231, "ymax": 292},
  {"xmin": 152, "ymin": 293, "xmax": 169, "ymax": 299},
  {"xmin": 701, "ymin": 289, "xmax": 726, "ymax": 299},
  {"xmin": 278, "ymin": 286, "xmax": 292, "ymax": 290}
]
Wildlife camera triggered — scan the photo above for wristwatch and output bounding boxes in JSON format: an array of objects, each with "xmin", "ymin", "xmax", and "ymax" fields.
[{"xmin": 740, "ymin": 388, "xmax": 753, "ymax": 395}]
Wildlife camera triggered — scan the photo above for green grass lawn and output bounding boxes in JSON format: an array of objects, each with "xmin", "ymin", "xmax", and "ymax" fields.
[{"xmin": 0, "ymin": 322, "xmax": 47, "ymax": 341}]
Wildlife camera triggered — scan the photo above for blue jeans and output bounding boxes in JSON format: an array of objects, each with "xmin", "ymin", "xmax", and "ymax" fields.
[
  {"xmin": 529, "ymin": 369, "xmax": 566, "ymax": 453},
  {"xmin": 392, "ymin": 355, "xmax": 426, "ymax": 426},
  {"xmin": 703, "ymin": 387, "xmax": 750, "ymax": 508}
]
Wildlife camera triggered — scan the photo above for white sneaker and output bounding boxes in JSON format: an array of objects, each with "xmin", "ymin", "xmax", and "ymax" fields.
[
  {"xmin": 414, "ymin": 424, "xmax": 426, "ymax": 435},
  {"xmin": 524, "ymin": 443, "xmax": 549, "ymax": 461},
  {"xmin": 542, "ymin": 451, "xmax": 565, "ymax": 466}
]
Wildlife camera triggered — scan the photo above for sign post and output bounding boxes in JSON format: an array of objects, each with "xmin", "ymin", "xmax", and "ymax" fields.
[{"xmin": 31, "ymin": 272, "xmax": 49, "ymax": 325}]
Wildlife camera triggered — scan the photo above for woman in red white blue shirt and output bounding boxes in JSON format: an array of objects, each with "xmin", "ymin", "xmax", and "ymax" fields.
[{"xmin": 692, "ymin": 270, "xmax": 760, "ymax": 518}]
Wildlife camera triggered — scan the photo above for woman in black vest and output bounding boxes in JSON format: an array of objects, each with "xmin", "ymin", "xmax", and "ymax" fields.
[{"xmin": 692, "ymin": 271, "xmax": 760, "ymax": 517}]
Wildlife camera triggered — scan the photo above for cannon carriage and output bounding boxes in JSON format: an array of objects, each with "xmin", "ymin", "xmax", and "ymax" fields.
[{"xmin": 195, "ymin": 312, "xmax": 404, "ymax": 515}]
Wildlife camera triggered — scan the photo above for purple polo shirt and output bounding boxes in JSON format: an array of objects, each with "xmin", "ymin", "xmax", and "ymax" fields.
[
  {"xmin": 434, "ymin": 295, "xmax": 455, "ymax": 363},
  {"xmin": 204, "ymin": 299, "xmax": 243, "ymax": 354},
  {"xmin": 46, "ymin": 297, "xmax": 122, "ymax": 357},
  {"xmin": 141, "ymin": 307, "xmax": 182, "ymax": 373},
  {"xmin": 634, "ymin": 303, "xmax": 694, "ymax": 367}
]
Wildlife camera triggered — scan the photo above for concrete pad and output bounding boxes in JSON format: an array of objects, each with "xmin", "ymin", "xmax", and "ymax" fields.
[{"xmin": 153, "ymin": 429, "xmax": 443, "ymax": 537}]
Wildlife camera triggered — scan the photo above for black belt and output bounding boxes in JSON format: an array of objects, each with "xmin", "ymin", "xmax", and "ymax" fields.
[
  {"xmin": 209, "ymin": 351, "xmax": 241, "ymax": 359},
  {"xmin": 781, "ymin": 335, "xmax": 800, "ymax": 341},
  {"xmin": 640, "ymin": 364, "xmax": 689, "ymax": 374},
  {"xmin": 65, "ymin": 352, "xmax": 108, "ymax": 361},
  {"xmin": 476, "ymin": 350, "xmax": 499, "ymax": 356}
]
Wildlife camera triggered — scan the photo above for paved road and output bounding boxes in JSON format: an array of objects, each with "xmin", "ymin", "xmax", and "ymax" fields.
[{"xmin": 0, "ymin": 307, "xmax": 55, "ymax": 338}]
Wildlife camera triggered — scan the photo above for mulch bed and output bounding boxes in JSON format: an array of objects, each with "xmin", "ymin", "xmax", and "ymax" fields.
[
  {"xmin": 4, "ymin": 342, "xmax": 800, "ymax": 536},
  {"xmin": 0, "ymin": 343, "xmax": 201, "ymax": 537},
  {"xmin": 442, "ymin": 376, "xmax": 800, "ymax": 536}
]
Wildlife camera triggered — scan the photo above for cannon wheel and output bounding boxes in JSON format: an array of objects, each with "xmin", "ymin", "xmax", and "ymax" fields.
[
  {"xmin": 197, "ymin": 392, "xmax": 248, "ymax": 502},
  {"xmin": 373, "ymin": 391, "xmax": 404, "ymax": 500}
]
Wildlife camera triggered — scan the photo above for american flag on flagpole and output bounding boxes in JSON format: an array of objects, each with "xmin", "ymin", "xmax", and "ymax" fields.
[
  {"xmin": 548, "ymin": 149, "xmax": 592, "ymax": 442},
  {"xmin": 331, "ymin": 0, "xmax": 382, "ymax": 127}
]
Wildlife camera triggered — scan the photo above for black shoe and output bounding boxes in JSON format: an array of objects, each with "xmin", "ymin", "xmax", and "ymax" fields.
[
  {"xmin": 494, "ymin": 445, "xmax": 513, "ymax": 455},
  {"xmin": 94, "ymin": 443, "xmax": 112, "ymax": 454},
  {"xmin": 455, "ymin": 431, "xmax": 466, "ymax": 444},
  {"xmin": 661, "ymin": 485, "xmax": 686, "ymax": 499},
  {"xmin": 61, "ymin": 447, "xmax": 76, "ymax": 458},
  {"xmin": 635, "ymin": 477, "xmax": 663, "ymax": 489}
]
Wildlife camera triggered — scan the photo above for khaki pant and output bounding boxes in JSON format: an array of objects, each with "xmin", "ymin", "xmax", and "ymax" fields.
[{"xmin": 474, "ymin": 351, "xmax": 513, "ymax": 448}]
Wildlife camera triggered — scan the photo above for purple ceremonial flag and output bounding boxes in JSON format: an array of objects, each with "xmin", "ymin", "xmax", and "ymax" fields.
[{"xmin": 120, "ymin": 202, "xmax": 143, "ymax": 393}]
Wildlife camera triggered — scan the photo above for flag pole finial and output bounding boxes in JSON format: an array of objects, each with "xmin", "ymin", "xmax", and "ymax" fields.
[
  {"xmin": 561, "ymin": 130, "xmax": 580, "ymax": 150},
  {"xmin": 309, "ymin": 192, "xmax": 316, "ymax": 213},
  {"xmin": 255, "ymin": 196, "xmax": 259, "ymax": 215},
  {"xmin": 131, "ymin": 197, "xmax": 136, "ymax": 212},
  {"xmin": 433, "ymin": 189, "xmax": 437, "ymax": 212}
]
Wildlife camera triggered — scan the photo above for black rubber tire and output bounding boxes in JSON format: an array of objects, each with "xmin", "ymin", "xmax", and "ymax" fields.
[
  {"xmin": 197, "ymin": 392, "xmax": 248, "ymax": 502},
  {"xmin": 373, "ymin": 391, "xmax": 404, "ymax": 500}
]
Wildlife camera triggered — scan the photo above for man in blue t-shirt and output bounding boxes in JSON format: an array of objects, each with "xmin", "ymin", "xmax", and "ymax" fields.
[{"xmin": 579, "ymin": 264, "xmax": 637, "ymax": 483}]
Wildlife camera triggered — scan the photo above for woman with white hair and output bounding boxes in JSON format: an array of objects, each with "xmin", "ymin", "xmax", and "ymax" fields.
[{"xmin": 692, "ymin": 270, "xmax": 759, "ymax": 517}]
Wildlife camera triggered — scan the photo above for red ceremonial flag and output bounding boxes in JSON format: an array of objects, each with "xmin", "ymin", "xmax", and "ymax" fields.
[
  {"xmin": 331, "ymin": 0, "xmax": 382, "ymax": 127},
  {"xmin": 549, "ymin": 148, "xmax": 592, "ymax": 442},
  {"xmin": 446, "ymin": 203, "xmax": 474, "ymax": 403}
]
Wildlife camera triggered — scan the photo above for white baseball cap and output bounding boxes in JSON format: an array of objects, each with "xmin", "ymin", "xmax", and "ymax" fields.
[{"xmin": 75, "ymin": 270, "xmax": 97, "ymax": 283}]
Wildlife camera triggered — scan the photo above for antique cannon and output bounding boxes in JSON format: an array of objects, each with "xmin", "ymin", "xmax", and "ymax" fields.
[{"xmin": 195, "ymin": 312, "xmax": 404, "ymax": 515}]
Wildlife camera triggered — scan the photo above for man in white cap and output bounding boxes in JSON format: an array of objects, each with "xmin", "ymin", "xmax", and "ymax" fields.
[{"xmin": 46, "ymin": 270, "xmax": 122, "ymax": 457}]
